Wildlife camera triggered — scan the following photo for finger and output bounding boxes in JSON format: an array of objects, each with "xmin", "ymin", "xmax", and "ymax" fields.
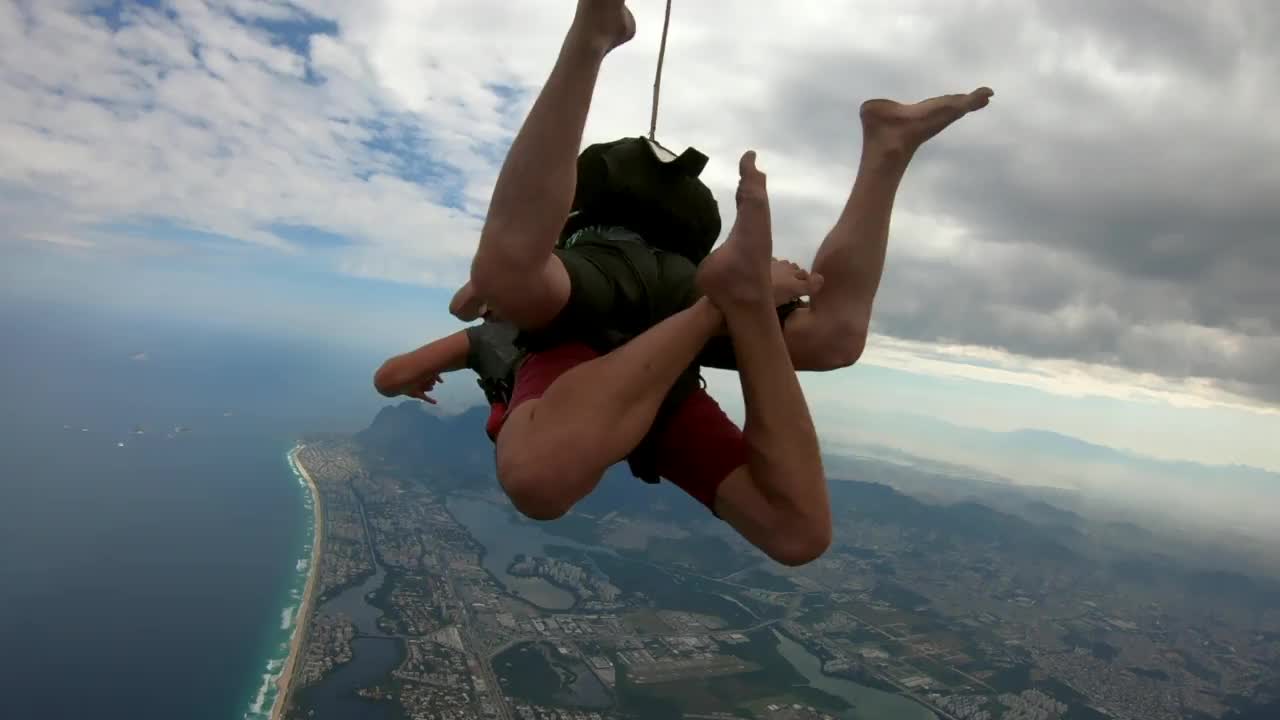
[{"xmin": 806, "ymin": 272, "xmax": 825, "ymax": 295}]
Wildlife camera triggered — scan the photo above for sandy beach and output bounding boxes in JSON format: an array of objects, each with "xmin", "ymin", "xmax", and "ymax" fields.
[{"xmin": 270, "ymin": 444, "xmax": 324, "ymax": 720}]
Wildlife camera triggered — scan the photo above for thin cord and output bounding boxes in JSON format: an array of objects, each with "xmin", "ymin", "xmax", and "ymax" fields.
[{"xmin": 648, "ymin": 0, "xmax": 674, "ymax": 142}]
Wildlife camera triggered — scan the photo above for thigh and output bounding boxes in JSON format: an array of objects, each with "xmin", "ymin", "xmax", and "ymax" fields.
[{"xmin": 490, "ymin": 342, "xmax": 602, "ymax": 443}]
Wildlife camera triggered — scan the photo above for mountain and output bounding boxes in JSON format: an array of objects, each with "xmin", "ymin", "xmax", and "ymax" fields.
[
  {"xmin": 352, "ymin": 401, "xmax": 1280, "ymax": 608},
  {"xmin": 1020, "ymin": 499, "xmax": 1084, "ymax": 529},
  {"xmin": 357, "ymin": 401, "xmax": 496, "ymax": 486},
  {"xmin": 356, "ymin": 400, "xmax": 717, "ymax": 525},
  {"xmin": 827, "ymin": 478, "xmax": 1080, "ymax": 563}
]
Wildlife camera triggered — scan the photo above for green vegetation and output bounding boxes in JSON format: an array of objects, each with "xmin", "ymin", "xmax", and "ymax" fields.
[
  {"xmin": 1037, "ymin": 678, "xmax": 1109, "ymax": 720},
  {"xmin": 578, "ymin": 551, "xmax": 760, "ymax": 626},
  {"xmin": 615, "ymin": 631, "xmax": 850, "ymax": 718},
  {"xmin": 536, "ymin": 513, "xmax": 602, "ymax": 546},
  {"xmin": 1128, "ymin": 666, "xmax": 1170, "ymax": 681},
  {"xmin": 494, "ymin": 642, "xmax": 562, "ymax": 706},
  {"xmin": 639, "ymin": 535, "xmax": 757, "ymax": 576},
  {"xmin": 871, "ymin": 580, "xmax": 931, "ymax": 609},
  {"xmin": 734, "ymin": 569, "xmax": 798, "ymax": 593},
  {"xmin": 987, "ymin": 662, "xmax": 1032, "ymax": 693},
  {"xmin": 493, "ymin": 641, "xmax": 613, "ymax": 709},
  {"xmin": 1175, "ymin": 649, "xmax": 1222, "ymax": 683},
  {"xmin": 613, "ymin": 669, "xmax": 685, "ymax": 720},
  {"xmin": 907, "ymin": 654, "xmax": 974, "ymax": 690}
]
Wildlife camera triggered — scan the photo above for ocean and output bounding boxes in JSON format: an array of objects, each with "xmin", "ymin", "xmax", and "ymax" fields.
[{"xmin": 0, "ymin": 299, "xmax": 388, "ymax": 720}]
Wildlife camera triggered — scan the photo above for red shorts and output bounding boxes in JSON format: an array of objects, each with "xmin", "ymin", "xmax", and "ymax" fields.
[{"xmin": 488, "ymin": 343, "xmax": 748, "ymax": 514}]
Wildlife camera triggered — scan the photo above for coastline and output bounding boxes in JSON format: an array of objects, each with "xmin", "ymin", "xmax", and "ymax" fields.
[{"xmin": 270, "ymin": 444, "xmax": 324, "ymax": 720}]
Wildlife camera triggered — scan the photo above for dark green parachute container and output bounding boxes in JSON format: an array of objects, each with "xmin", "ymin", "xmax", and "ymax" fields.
[{"xmin": 561, "ymin": 137, "xmax": 721, "ymax": 264}]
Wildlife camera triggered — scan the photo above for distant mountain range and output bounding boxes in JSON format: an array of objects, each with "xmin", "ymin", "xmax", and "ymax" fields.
[
  {"xmin": 354, "ymin": 400, "xmax": 713, "ymax": 525},
  {"xmin": 826, "ymin": 410, "xmax": 1280, "ymax": 548},
  {"xmin": 349, "ymin": 400, "xmax": 1280, "ymax": 611},
  {"xmin": 838, "ymin": 411, "xmax": 1278, "ymax": 487}
]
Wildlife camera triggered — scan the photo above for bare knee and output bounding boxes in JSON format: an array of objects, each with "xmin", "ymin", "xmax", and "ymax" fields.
[
  {"xmin": 497, "ymin": 461, "xmax": 576, "ymax": 521},
  {"xmin": 469, "ymin": 249, "xmax": 568, "ymax": 331},
  {"xmin": 789, "ymin": 309, "xmax": 868, "ymax": 371},
  {"xmin": 821, "ymin": 319, "xmax": 868, "ymax": 369},
  {"xmin": 762, "ymin": 518, "xmax": 832, "ymax": 567},
  {"xmin": 494, "ymin": 429, "xmax": 590, "ymax": 522}
]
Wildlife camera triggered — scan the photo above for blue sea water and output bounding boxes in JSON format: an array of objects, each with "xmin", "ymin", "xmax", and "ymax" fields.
[{"xmin": 0, "ymin": 299, "xmax": 388, "ymax": 720}]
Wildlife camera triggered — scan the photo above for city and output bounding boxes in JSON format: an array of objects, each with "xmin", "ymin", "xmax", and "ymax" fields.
[{"xmin": 280, "ymin": 409, "xmax": 1280, "ymax": 720}]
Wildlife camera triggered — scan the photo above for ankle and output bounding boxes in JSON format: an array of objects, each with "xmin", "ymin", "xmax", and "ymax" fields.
[
  {"xmin": 859, "ymin": 143, "xmax": 912, "ymax": 174},
  {"xmin": 564, "ymin": 16, "xmax": 622, "ymax": 60},
  {"xmin": 691, "ymin": 296, "xmax": 727, "ymax": 331}
]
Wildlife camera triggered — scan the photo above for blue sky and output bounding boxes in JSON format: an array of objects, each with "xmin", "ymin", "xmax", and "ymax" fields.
[{"xmin": 3, "ymin": 2, "xmax": 1278, "ymax": 525}]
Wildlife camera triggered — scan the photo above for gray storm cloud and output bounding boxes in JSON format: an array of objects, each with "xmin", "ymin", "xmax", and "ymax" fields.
[{"xmin": 747, "ymin": 0, "xmax": 1280, "ymax": 404}]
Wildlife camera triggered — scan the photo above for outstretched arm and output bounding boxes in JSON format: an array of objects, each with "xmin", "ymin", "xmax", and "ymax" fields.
[{"xmin": 373, "ymin": 329, "xmax": 471, "ymax": 402}]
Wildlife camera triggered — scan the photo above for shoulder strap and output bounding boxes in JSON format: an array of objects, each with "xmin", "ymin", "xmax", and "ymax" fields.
[{"xmin": 466, "ymin": 321, "xmax": 523, "ymax": 405}]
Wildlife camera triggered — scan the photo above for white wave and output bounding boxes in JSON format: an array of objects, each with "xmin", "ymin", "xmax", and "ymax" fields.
[
  {"xmin": 296, "ymin": 558, "xmax": 308, "ymax": 573},
  {"xmin": 280, "ymin": 606, "xmax": 295, "ymax": 630},
  {"xmin": 246, "ymin": 670, "xmax": 273, "ymax": 717},
  {"xmin": 268, "ymin": 658, "xmax": 283, "ymax": 672}
]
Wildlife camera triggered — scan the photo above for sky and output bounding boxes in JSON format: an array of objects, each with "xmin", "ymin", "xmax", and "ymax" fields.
[{"xmin": 3, "ymin": 1, "xmax": 1279, "ymax": 484}]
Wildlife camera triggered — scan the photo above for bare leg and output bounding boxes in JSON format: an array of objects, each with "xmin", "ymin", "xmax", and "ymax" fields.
[
  {"xmin": 698, "ymin": 152, "xmax": 830, "ymax": 566},
  {"xmin": 469, "ymin": 0, "xmax": 635, "ymax": 331},
  {"xmin": 495, "ymin": 299, "xmax": 721, "ymax": 519},
  {"xmin": 786, "ymin": 87, "xmax": 994, "ymax": 370}
]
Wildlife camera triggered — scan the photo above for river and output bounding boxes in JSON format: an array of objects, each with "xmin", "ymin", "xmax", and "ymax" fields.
[
  {"xmin": 292, "ymin": 530, "xmax": 404, "ymax": 718},
  {"xmin": 446, "ymin": 495, "xmax": 612, "ymax": 611},
  {"xmin": 772, "ymin": 629, "xmax": 937, "ymax": 720},
  {"xmin": 324, "ymin": 564, "xmax": 387, "ymax": 635}
]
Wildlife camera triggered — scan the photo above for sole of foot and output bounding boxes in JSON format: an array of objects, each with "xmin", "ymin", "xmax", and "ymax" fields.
[{"xmin": 860, "ymin": 87, "xmax": 994, "ymax": 155}]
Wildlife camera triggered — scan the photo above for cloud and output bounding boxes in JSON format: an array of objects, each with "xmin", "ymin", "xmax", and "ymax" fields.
[{"xmin": 3, "ymin": 0, "xmax": 1278, "ymax": 411}]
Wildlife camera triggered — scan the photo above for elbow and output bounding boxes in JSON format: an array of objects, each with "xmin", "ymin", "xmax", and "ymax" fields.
[{"xmin": 372, "ymin": 361, "xmax": 402, "ymax": 397}]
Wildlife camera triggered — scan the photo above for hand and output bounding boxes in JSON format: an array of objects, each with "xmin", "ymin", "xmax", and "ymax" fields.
[
  {"xmin": 771, "ymin": 258, "xmax": 823, "ymax": 307},
  {"xmin": 401, "ymin": 373, "xmax": 445, "ymax": 404}
]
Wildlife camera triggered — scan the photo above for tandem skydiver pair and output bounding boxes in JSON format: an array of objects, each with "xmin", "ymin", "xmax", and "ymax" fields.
[{"xmin": 375, "ymin": 0, "xmax": 993, "ymax": 566}]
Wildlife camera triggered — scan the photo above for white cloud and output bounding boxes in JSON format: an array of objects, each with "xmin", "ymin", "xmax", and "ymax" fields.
[
  {"xmin": 862, "ymin": 335, "xmax": 1280, "ymax": 416},
  {"xmin": 3, "ymin": 0, "xmax": 1278, "ymax": 433}
]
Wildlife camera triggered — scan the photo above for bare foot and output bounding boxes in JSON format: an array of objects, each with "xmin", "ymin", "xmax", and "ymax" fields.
[
  {"xmin": 860, "ymin": 86, "xmax": 994, "ymax": 157},
  {"xmin": 697, "ymin": 152, "xmax": 775, "ymax": 309},
  {"xmin": 571, "ymin": 0, "xmax": 636, "ymax": 55},
  {"xmin": 771, "ymin": 258, "xmax": 824, "ymax": 306}
]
